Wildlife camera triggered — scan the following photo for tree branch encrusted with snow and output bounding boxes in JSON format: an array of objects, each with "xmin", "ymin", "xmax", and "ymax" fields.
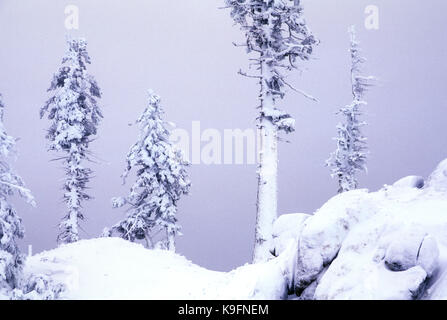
[
  {"xmin": 40, "ymin": 38, "xmax": 102, "ymax": 244},
  {"xmin": 0, "ymin": 94, "xmax": 35, "ymax": 293},
  {"xmin": 327, "ymin": 26, "xmax": 373, "ymax": 193},
  {"xmin": 109, "ymin": 91, "xmax": 190, "ymax": 252},
  {"xmin": 225, "ymin": 0, "xmax": 317, "ymax": 262}
]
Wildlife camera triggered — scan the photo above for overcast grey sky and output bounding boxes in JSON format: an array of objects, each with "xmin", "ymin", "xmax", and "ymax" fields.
[{"xmin": 0, "ymin": 0, "xmax": 446, "ymax": 271}]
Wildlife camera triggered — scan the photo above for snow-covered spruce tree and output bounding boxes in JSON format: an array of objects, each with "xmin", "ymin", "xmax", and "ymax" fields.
[
  {"xmin": 0, "ymin": 94, "xmax": 35, "ymax": 294},
  {"xmin": 225, "ymin": 0, "xmax": 317, "ymax": 262},
  {"xmin": 40, "ymin": 38, "xmax": 102, "ymax": 244},
  {"xmin": 327, "ymin": 26, "xmax": 373, "ymax": 193},
  {"xmin": 109, "ymin": 91, "xmax": 190, "ymax": 252}
]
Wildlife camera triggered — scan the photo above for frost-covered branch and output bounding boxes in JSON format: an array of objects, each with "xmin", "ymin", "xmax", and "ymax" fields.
[
  {"xmin": 108, "ymin": 91, "xmax": 191, "ymax": 252},
  {"xmin": 40, "ymin": 38, "xmax": 103, "ymax": 244},
  {"xmin": 0, "ymin": 93, "xmax": 35, "ymax": 294},
  {"xmin": 327, "ymin": 26, "xmax": 373, "ymax": 193},
  {"xmin": 225, "ymin": 0, "xmax": 318, "ymax": 263}
]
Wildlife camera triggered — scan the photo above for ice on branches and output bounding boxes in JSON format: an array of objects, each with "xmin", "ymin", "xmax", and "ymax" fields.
[
  {"xmin": 226, "ymin": 0, "xmax": 317, "ymax": 262},
  {"xmin": 327, "ymin": 26, "xmax": 374, "ymax": 193},
  {"xmin": 0, "ymin": 94, "xmax": 35, "ymax": 294},
  {"xmin": 226, "ymin": 0, "xmax": 317, "ymax": 132},
  {"xmin": 40, "ymin": 38, "xmax": 103, "ymax": 243},
  {"xmin": 109, "ymin": 91, "xmax": 190, "ymax": 252}
]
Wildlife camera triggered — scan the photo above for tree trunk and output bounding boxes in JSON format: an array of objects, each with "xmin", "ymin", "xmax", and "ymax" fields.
[
  {"xmin": 167, "ymin": 228, "xmax": 176, "ymax": 252},
  {"xmin": 60, "ymin": 148, "xmax": 81, "ymax": 244},
  {"xmin": 144, "ymin": 230, "xmax": 154, "ymax": 249},
  {"xmin": 253, "ymin": 61, "xmax": 278, "ymax": 263}
]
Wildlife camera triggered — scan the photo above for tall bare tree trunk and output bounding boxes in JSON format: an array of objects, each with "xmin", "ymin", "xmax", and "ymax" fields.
[{"xmin": 253, "ymin": 61, "xmax": 278, "ymax": 263}]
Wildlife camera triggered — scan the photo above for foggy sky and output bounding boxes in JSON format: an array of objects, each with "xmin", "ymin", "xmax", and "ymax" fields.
[{"xmin": 0, "ymin": 0, "xmax": 446, "ymax": 271}]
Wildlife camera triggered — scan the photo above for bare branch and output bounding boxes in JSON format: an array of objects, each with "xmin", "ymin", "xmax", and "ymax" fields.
[
  {"xmin": 238, "ymin": 69, "xmax": 262, "ymax": 79},
  {"xmin": 283, "ymin": 79, "xmax": 318, "ymax": 102}
]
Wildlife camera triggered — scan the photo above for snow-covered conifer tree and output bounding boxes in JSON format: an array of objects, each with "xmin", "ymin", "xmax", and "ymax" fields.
[
  {"xmin": 225, "ymin": 0, "xmax": 317, "ymax": 262},
  {"xmin": 40, "ymin": 38, "xmax": 102, "ymax": 244},
  {"xmin": 0, "ymin": 94, "xmax": 35, "ymax": 293},
  {"xmin": 327, "ymin": 26, "xmax": 373, "ymax": 193},
  {"xmin": 109, "ymin": 91, "xmax": 190, "ymax": 252}
]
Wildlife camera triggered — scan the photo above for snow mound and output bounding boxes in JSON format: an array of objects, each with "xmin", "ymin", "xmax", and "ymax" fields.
[
  {"xmin": 288, "ymin": 159, "xmax": 447, "ymax": 300},
  {"xmin": 392, "ymin": 176, "xmax": 424, "ymax": 189},
  {"xmin": 23, "ymin": 237, "xmax": 290, "ymax": 300}
]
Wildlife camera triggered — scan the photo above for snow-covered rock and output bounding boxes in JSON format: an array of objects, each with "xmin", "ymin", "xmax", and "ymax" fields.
[
  {"xmin": 295, "ymin": 190, "xmax": 378, "ymax": 292},
  {"xmin": 225, "ymin": 243, "xmax": 295, "ymax": 300},
  {"xmin": 271, "ymin": 213, "xmax": 309, "ymax": 257},
  {"xmin": 292, "ymin": 159, "xmax": 447, "ymax": 299},
  {"xmin": 426, "ymin": 159, "xmax": 447, "ymax": 192},
  {"xmin": 384, "ymin": 227, "xmax": 439, "ymax": 275},
  {"xmin": 298, "ymin": 265, "xmax": 328, "ymax": 300},
  {"xmin": 417, "ymin": 236, "xmax": 440, "ymax": 277},
  {"xmin": 392, "ymin": 176, "xmax": 424, "ymax": 189}
]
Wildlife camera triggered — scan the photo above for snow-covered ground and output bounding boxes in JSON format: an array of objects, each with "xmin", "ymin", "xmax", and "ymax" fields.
[
  {"xmin": 24, "ymin": 237, "xmax": 292, "ymax": 300},
  {"xmin": 18, "ymin": 159, "xmax": 447, "ymax": 300}
]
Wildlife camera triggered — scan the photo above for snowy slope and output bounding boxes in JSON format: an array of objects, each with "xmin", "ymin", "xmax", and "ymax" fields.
[{"xmin": 23, "ymin": 237, "xmax": 291, "ymax": 300}]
